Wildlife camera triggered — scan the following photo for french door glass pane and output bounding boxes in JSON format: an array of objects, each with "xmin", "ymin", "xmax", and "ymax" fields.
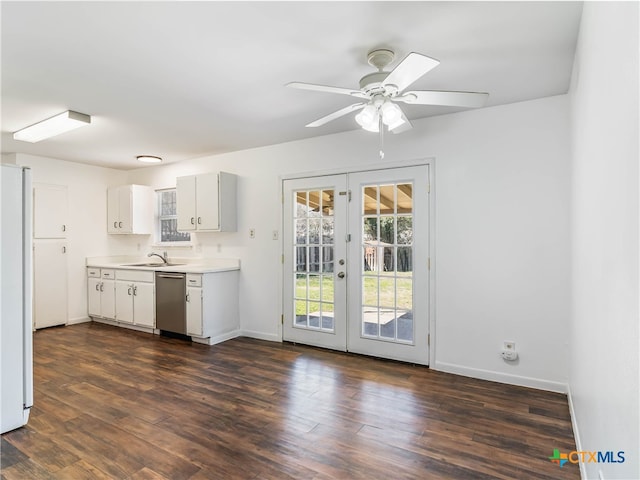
[
  {"xmin": 361, "ymin": 182, "xmax": 414, "ymax": 343},
  {"xmin": 292, "ymin": 188, "xmax": 335, "ymax": 332}
]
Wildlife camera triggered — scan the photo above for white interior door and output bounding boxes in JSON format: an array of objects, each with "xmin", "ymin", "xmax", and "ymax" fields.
[
  {"xmin": 282, "ymin": 165, "xmax": 430, "ymax": 364},
  {"xmin": 283, "ymin": 175, "xmax": 348, "ymax": 351}
]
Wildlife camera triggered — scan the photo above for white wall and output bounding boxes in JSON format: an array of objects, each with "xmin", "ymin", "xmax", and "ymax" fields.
[
  {"xmin": 14, "ymin": 154, "xmax": 129, "ymax": 323},
  {"xmin": 569, "ymin": 2, "xmax": 639, "ymax": 479},
  {"xmin": 127, "ymin": 94, "xmax": 572, "ymax": 391}
]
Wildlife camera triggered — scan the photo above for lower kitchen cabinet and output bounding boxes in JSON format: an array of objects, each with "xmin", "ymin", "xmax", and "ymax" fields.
[
  {"xmin": 185, "ymin": 271, "xmax": 239, "ymax": 344},
  {"xmin": 87, "ymin": 263, "xmax": 239, "ymax": 343},
  {"xmin": 114, "ymin": 270, "xmax": 155, "ymax": 327},
  {"xmin": 186, "ymin": 285, "xmax": 203, "ymax": 336},
  {"xmin": 87, "ymin": 268, "xmax": 115, "ymax": 320}
]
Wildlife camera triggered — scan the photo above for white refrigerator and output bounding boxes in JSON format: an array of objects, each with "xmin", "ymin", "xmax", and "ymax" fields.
[{"xmin": 1, "ymin": 164, "xmax": 34, "ymax": 433}]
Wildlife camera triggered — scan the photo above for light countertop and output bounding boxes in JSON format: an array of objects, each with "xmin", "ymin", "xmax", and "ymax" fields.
[{"xmin": 86, "ymin": 256, "xmax": 240, "ymax": 274}]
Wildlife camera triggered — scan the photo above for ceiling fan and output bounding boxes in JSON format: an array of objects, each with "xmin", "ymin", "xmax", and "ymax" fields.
[{"xmin": 287, "ymin": 48, "xmax": 489, "ymax": 134}]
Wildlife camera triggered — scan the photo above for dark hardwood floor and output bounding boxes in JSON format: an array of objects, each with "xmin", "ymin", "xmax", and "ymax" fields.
[{"xmin": 1, "ymin": 322, "xmax": 578, "ymax": 479}]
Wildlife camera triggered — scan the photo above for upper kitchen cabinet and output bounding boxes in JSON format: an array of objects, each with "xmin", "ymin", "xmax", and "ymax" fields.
[
  {"xmin": 34, "ymin": 184, "xmax": 67, "ymax": 238},
  {"xmin": 176, "ymin": 172, "xmax": 237, "ymax": 232},
  {"xmin": 107, "ymin": 185, "xmax": 152, "ymax": 234}
]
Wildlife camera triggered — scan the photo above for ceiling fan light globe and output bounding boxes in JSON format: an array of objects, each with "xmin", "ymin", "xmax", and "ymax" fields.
[
  {"xmin": 355, "ymin": 104, "xmax": 377, "ymax": 128},
  {"xmin": 361, "ymin": 120, "xmax": 379, "ymax": 133},
  {"xmin": 387, "ymin": 117, "xmax": 406, "ymax": 131},
  {"xmin": 380, "ymin": 101, "xmax": 402, "ymax": 125}
]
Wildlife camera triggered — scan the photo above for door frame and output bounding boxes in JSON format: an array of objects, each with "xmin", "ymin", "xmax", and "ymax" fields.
[{"xmin": 279, "ymin": 158, "xmax": 436, "ymax": 366}]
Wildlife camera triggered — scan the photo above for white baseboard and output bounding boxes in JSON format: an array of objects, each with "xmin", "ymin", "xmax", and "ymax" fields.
[
  {"xmin": 192, "ymin": 329, "xmax": 241, "ymax": 346},
  {"xmin": 567, "ymin": 385, "xmax": 587, "ymax": 479},
  {"xmin": 240, "ymin": 330, "xmax": 281, "ymax": 343},
  {"xmin": 91, "ymin": 317, "xmax": 154, "ymax": 334},
  {"xmin": 433, "ymin": 361, "xmax": 568, "ymax": 393},
  {"xmin": 68, "ymin": 316, "xmax": 91, "ymax": 325}
]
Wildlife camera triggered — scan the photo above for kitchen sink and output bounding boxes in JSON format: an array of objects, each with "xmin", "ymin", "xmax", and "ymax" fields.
[{"xmin": 124, "ymin": 262, "xmax": 186, "ymax": 267}]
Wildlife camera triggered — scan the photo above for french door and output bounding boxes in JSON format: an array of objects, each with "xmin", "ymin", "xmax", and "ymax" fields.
[{"xmin": 282, "ymin": 165, "xmax": 430, "ymax": 364}]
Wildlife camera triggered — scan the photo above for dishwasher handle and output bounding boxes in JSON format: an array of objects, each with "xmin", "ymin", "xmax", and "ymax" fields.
[{"xmin": 156, "ymin": 273, "xmax": 185, "ymax": 279}]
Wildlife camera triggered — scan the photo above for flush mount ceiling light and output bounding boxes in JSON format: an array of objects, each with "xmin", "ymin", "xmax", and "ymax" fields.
[
  {"xmin": 136, "ymin": 155, "xmax": 162, "ymax": 164},
  {"xmin": 13, "ymin": 110, "xmax": 91, "ymax": 143}
]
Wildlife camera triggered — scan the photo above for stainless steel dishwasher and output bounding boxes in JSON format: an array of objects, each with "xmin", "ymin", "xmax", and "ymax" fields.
[{"xmin": 155, "ymin": 272, "xmax": 187, "ymax": 335}]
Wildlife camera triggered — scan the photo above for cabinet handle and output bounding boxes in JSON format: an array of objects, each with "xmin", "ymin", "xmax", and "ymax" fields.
[
  {"xmin": 128, "ymin": 286, "xmax": 132, "ymax": 296},
  {"xmin": 95, "ymin": 283, "xmax": 100, "ymax": 291},
  {"xmin": 186, "ymin": 293, "xmax": 190, "ymax": 303},
  {"xmin": 119, "ymin": 222, "xmax": 123, "ymax": 228},
  {"xmin": 114, "ymin": 221, "xmax": 117, "ymax": 228},
  {"xmin": 197, "ymin": 217, "xmax": 201, "ymax": 225},
  {"xmin": 190, "ymin": 217, "xmax": 195, "ymax": 225},
  {"xmin": 62, "ymin": 225, "xmax": 66, "ymax": 232},
  {"xmin": 62, "ymin": 246, "xmax": 66, "ymax": 253},
  {"xmin": 133, "ymin": 285, "xmax": 137, "ymax": 296},
  {"xmin": 100, "ymin": 283, "xmax": 104, "ymax": 292}
]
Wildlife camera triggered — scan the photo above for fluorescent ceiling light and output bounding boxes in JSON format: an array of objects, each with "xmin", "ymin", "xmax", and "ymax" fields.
[
  {"xmin": 136, "ymin": 155, "xmax": 162, "ymax": 164},
  {"xmin": 13, "ymin": 110, "xmax": 91, "ymax": 143}
]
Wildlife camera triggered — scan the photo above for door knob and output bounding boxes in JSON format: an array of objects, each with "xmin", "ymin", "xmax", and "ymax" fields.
[{"xmin": 337, "ymin": 272, "xmax": 345, "ymax": 279}]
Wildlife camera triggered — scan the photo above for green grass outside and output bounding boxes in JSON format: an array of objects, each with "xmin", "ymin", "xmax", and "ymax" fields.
[{"xmin": 295, "ymin": 272, "xmax": 412, "ymax": 315}]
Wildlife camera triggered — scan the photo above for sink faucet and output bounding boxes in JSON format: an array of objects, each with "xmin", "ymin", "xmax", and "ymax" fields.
[{"xmin": 147, "ymin": 252, "xmax": 168, "ymax": 264}]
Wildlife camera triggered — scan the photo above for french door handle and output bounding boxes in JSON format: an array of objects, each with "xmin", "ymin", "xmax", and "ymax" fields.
[{"xmin": 337, "ymin": 272, "xmax": 345, "ymax": 279}]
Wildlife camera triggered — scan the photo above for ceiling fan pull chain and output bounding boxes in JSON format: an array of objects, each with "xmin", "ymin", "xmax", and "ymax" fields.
[{"xmin": 379, "ymin": 114, "xmax": 385, "ymax": 159}]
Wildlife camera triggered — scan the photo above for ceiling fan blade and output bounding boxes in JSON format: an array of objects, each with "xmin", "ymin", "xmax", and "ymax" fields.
[
  {"xmin": 390, "ymin": 109, "xmax": 413, "ymax": 134},
  {"xmin": 287, "ymin": 82, "xmax": 368, "ymax": 99},
  {"xmin": 382, "ymin": 52, "xmax": 440, "ymax": 92},
  {"xmin": 305, "ymin": 103, "xmax": 365, "ymax": 128},
  {"xmin": 398, "ymin": 90, "xmax": 489, "ymax": 108}
]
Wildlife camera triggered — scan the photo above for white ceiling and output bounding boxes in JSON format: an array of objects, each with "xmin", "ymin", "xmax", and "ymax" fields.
[{"xmin": 1, "ymin": 1, "xmax": 583, "ymax": 170}]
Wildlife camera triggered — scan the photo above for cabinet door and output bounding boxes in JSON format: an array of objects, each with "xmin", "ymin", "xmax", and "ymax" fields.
[
  {"xmin": 34, "ymin": 241, "xmax": 67, "ymax": 328},
  {"xmin": 107, "ymin": 187, "xmax": 120, "ymax": 233},
  {"xmin": 195, "ymin": 173, "xmax": 219, "ymax": 231},
  {"xmin": 34, "ymin": 184, "xmax": 67, "ymax": 239},
  {"xmin": 186, "ymin": 286, "xmax": 203, "ymax": 336},
  {"xmin": 130, "ymin": 185, "xmax": 152, "ymax": 234},
  {"xmin": 133, "ymin": 282, "xmax": 155, "ymax": 327},
  {"xmin": 88, "ymin": 277, "xmax": 102, "ymax": 317},
  {"xmin": 118, "ymin": 186, "xmax": 132, "ymax": 233},
  {"xmin": 176, "ymin": 175, "xmax": 197, "ymax": 231},
  {"xmin": 115, "ymin": 281, "xmax": 134, "ymax": 323},
  {"xmin": 101, "ymin": 279, "xmax": 116, "ymax": 320}
]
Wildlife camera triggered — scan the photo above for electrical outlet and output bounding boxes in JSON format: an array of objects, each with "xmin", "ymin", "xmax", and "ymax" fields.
[
  {"xmin": 249, "ymin": 228, "xmax": 256, "ymax": 239},
  {"xmin": 504, "ymin": 341, "xmax": 516, "ymax": 351}
]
